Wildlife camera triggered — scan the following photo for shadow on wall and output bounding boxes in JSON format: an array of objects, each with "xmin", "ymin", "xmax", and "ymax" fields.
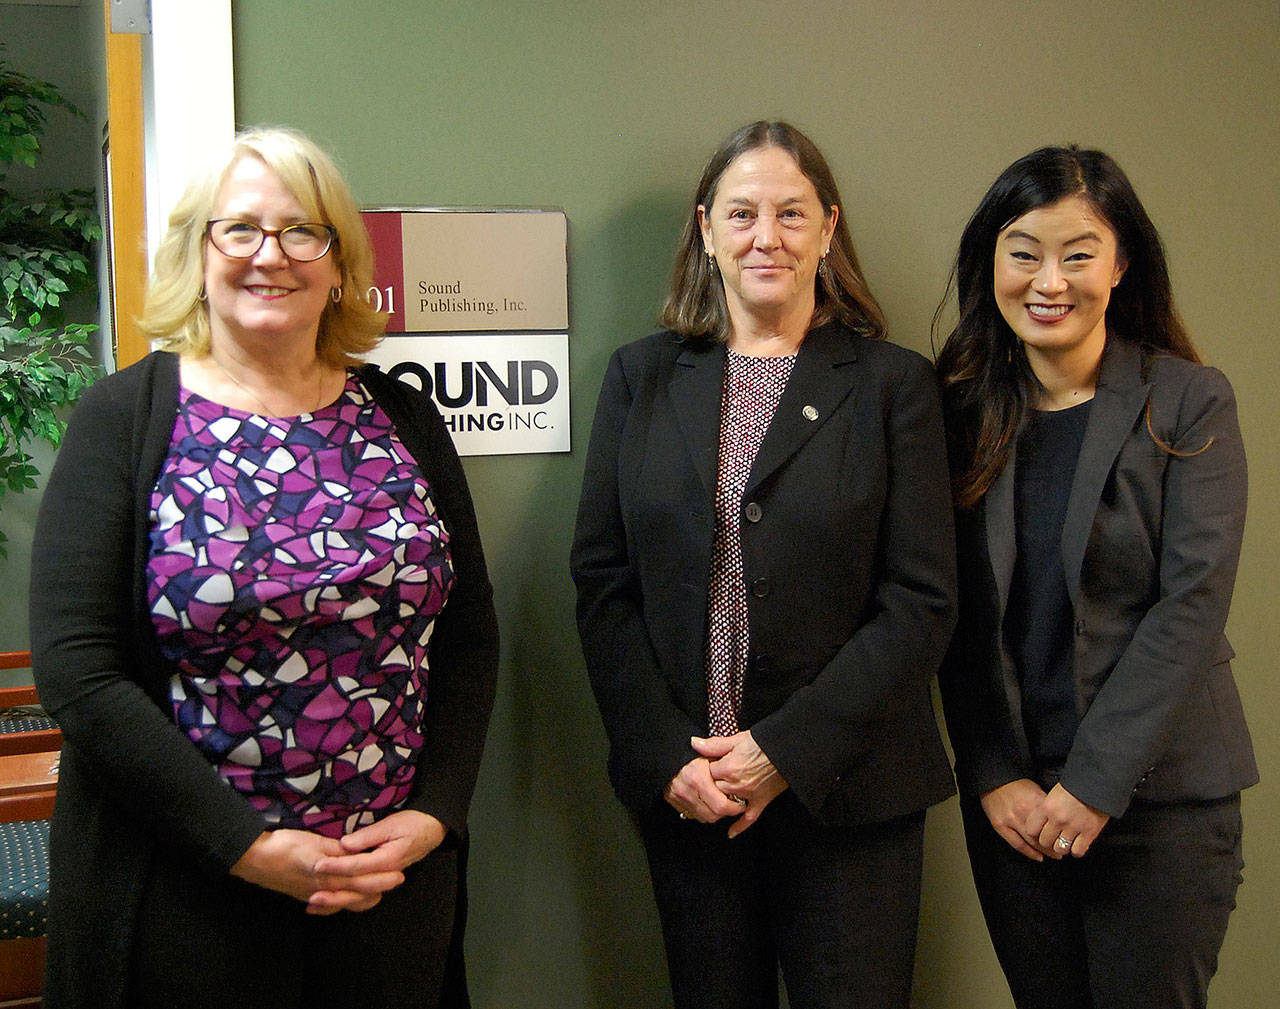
[
  {"xmin": 569, "ymin": 186, "xmax": 688, "ymax": 393},
  {"xmin": 465, "ymin": 187, "xmax": 688, "ymax": 1007}
]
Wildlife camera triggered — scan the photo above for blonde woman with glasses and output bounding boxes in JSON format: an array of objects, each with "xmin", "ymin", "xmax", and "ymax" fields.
[{"xmin": 31, "ymin": 128, "xmax": 497, "ymax": 1009}]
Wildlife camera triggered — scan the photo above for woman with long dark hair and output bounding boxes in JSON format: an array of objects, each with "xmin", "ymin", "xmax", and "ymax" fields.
[{"xmin": 936, "ymin": 146, "xmax": 1257, "ymax": 1008}]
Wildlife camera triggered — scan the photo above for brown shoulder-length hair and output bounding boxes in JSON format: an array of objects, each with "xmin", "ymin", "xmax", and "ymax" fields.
[
  {"xmin": 933, "ymin": 145, "xmax": 1200, "ymax": 508},
  {"xmin": 659, "ymin": 120, "xmax": 886, "ymax": 343},
  {"xmin": 140, "ymin": 126, "xmax": 387, "ymax": 367}
]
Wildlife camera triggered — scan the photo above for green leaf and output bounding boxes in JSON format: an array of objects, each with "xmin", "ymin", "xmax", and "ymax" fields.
[{"xmin": 0, "ymin": 45, "xmax": 101, "ymax": 538}]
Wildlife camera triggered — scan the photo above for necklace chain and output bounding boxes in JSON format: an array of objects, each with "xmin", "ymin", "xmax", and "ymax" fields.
[{"xmin": 210, "ymin": 354, "xmax": 326, "ymax": 417}]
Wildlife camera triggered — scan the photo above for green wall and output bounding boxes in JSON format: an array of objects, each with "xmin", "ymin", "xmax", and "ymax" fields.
[
  {"xmin": 236, "ymin": 2, "xmax": 1277, "ymax": 1006},
  {"xmin": 1, "ymin": 0, "xmax": 1274, "ymax": 1004}
]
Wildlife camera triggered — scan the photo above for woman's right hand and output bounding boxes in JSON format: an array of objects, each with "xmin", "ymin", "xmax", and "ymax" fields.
[
  {"xmin": 663, "ymin": 757, "xmax": 748, "ymax": 824},
  {"xmin": 979, "ymin": 779, "xmax": 1049, "ymax": 862},
  {"xmin": 229, "ymin": 829, "xmax": 406, "ymax": 915}
]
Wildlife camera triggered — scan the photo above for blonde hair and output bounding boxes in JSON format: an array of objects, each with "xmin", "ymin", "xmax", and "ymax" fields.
[{"xmin": 140, "ymin": 126, "xmax": 387, "ymax": 366}]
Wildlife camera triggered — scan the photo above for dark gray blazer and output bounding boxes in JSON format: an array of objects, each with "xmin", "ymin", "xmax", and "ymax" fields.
[
  {"xmin": 940, "ymin": 338, "xmax": 1258, "ymax": 818},
  {"xmin": 572, "ymin": 322, "xmax": 957, "ymax": 827}
]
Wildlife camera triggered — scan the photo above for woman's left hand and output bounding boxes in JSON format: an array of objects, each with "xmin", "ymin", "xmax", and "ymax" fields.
[
  {"xmin": 691, "ymin": 731, "xmax": 789, "ymax": 838},
  {"xmin": 1024, "ymin": 783, "xmax": 1110, "ymax": 859},
  {"xmin": 307, "ymin": 809, "xmax": 448, "ymax": 914}
]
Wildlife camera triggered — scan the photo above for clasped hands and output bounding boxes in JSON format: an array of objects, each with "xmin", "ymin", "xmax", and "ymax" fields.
[
  {"xmin": 230, "ymin": 808, "xmax": 446, "ymax": 915},
  {"xmin": 980, "ymin": 778, "xmax": 1110, "ymax": 862},
  {"xmin": 663, "ymin": 730, "xmax": 788, "ymax": 838}
]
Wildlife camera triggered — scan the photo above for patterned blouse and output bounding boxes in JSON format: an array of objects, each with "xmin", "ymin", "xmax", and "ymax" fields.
[
  {"xmin": 705, "ymin": 350, "xmax": 796, "ymax": 736},
  {"xmin": 146, "ymin": 374, "xmax": 454, "ymax": 838}
]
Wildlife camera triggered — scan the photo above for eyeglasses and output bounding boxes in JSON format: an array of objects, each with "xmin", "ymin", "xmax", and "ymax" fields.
[{"xmin": 206, "ymin": 219, "xmax": 337, "ymax": 262}]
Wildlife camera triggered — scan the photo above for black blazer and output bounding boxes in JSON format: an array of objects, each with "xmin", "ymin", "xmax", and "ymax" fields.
[
  {"xmin": 940, "ymin": 338, "xmax": 1258, "ymax": 818},
  {"xmin": 572, "ymin": 322, "xmax": 957, "ymax": 827}
]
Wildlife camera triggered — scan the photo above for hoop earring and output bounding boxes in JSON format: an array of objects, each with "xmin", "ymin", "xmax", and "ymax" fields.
[
  {"xmin": 198, "ymin": 286, "xmax": 208, "ymax": 303},
  {"xmin": 330, "ymin": 286, "xmax": 343, "ymax": 304}
]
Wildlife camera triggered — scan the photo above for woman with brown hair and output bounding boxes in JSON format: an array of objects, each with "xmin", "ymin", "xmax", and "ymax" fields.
[{"xmin": 572, "ymin": 121, "xmax": 956, "ymax": 1009}]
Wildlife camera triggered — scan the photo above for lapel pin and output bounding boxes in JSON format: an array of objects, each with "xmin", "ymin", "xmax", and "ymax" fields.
[{"xmin": 802, "ymin": 405, "xmax": 819, "ymax": 421}]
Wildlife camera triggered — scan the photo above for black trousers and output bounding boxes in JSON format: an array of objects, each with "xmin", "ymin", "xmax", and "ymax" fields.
[
  {"xmin": 126, "ymin": 839, "xmax": 467, "ymax": 1009},
  {"xmin": 960, "ymin": 793, "xmax": 1244, "ymax": 1009},
  {"xmin": 637, "ymin": 792, "xmax": 926, "ymax": 1009}
]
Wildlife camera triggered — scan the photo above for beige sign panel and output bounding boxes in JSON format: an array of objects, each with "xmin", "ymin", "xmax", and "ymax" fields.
[{"xmin": 363, "ymin": 209, "xmax": 567, "ymax": 333}]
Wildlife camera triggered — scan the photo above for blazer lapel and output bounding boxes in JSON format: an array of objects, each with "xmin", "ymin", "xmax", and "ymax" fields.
[
  {"xmin": 669, "ymin": 339, "xmax": 726, "ymax": 504},
  {"xmin": 1060, "ymin": 338, "xmax": 1150, "ymax": 600},
  {"xmin": 744, "ymin": 323, "xmax": 861, "ymax": 497},
  {"xmin": 982, "ymin": 455, "xmax": 1029, "ymax": 746},
  {"xmin": 985, "ymin": 451, "xmax": 1017, "ymax": 619}
]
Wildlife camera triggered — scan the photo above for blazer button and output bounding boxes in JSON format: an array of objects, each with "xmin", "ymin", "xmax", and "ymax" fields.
[
  {"xmin": 1074, "ymin": 619, "xmax": 1086, "ymax": 636},
  {"xmin": 751, "ymin": 577, "xmax": 771, "ymax": 598},
  {"xmin": 744, "ymin": 502, "xmax": 763, "ymax": 523}
]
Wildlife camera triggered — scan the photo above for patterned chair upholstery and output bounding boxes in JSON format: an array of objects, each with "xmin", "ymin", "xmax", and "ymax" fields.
[
  {"xmin": 0, "ymin": 818, "xmax": 49, "ymax": 940},
  {"xmin": 0, "ymin": 652, "xmax": 55, "ymax": 1007},
  {"xmin": 0, "ymin": 706, "xmax": 58, "ymax": 736}
]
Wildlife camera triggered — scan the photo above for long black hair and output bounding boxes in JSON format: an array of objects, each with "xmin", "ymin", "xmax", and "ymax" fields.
[{"xmin": 934, "ymin": 145, "xmax": 1198, "ymax": 507}]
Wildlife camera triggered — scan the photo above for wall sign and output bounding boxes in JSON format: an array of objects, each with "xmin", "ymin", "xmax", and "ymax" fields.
[
  {"xmin": 361, "ymin": 208, "xmax": 570, "ymax": 457},
  {"xmin": 362, "ymin": 208, "xmax": 567, "ymax": 334},
  {"xmin": 364, "ymin": 333, "xmax": 570, "ymax": 456}
]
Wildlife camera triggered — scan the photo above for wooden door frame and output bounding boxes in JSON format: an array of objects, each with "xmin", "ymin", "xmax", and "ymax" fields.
[{"xmin": 102, "ymin": 0, "xmax": 148, "ymax": 367}]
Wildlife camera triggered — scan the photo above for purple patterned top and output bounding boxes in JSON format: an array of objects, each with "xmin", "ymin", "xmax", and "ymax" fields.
[
  {"xmin": 146, "ymin": 374, "xmax": 454, "ymax": 838},
  {"xmin": 705, "ymin": 350, "xmax": 796, "ymax": 736}
]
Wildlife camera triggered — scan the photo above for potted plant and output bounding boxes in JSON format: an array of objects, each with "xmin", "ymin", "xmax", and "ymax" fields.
[{"xmin": 0, "ymin": 46, "xmax": 102, "ymax": 557}]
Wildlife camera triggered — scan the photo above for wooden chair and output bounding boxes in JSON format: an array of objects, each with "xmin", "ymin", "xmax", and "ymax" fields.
[
  {"xmin": 0, "ymin": 651, "xmax": 55, "ymax": 1008},
  {"xmin": 0, "ymin": 688, "xmax": 62, "ymax": 760}
]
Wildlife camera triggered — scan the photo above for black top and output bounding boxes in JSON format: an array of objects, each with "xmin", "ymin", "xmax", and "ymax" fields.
[{"xmin": 1006, "ymin": 400, "xmax": 1091, "ymax": 768}]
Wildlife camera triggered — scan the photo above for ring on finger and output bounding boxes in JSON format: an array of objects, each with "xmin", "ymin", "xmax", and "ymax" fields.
[{"xmin": 1054, "ymin": 834, "xmax": 1072, "ymax": 851}]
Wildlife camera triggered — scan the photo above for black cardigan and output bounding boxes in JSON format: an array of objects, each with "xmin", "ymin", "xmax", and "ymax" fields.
[{"xmin": 30, "ymin": 351, "xmax": 498, "ymax": 1009}]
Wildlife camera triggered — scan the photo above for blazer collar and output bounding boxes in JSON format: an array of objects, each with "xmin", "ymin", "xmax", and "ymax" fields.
[
  {"xmin": 670, "ymin": 337, "xmax": 726, "ymax": 502},
  {"xmin": 745, "ymin": 321, "xmax": 862, "ymax": 498},
  {"xmin": 1060, "ymin": 337, "xmax": 1151, "ymax": 599},
  {"xmin": 986, "ymin": 337, "xmax": 1152, "ymax": 609},
  {"xmin": 986, "ymin": 447, "xmax": 1018, "ymax": 619},
  {"xmin": 667, "ymin": 322, "xmax": 865, "ymax": 504}
]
